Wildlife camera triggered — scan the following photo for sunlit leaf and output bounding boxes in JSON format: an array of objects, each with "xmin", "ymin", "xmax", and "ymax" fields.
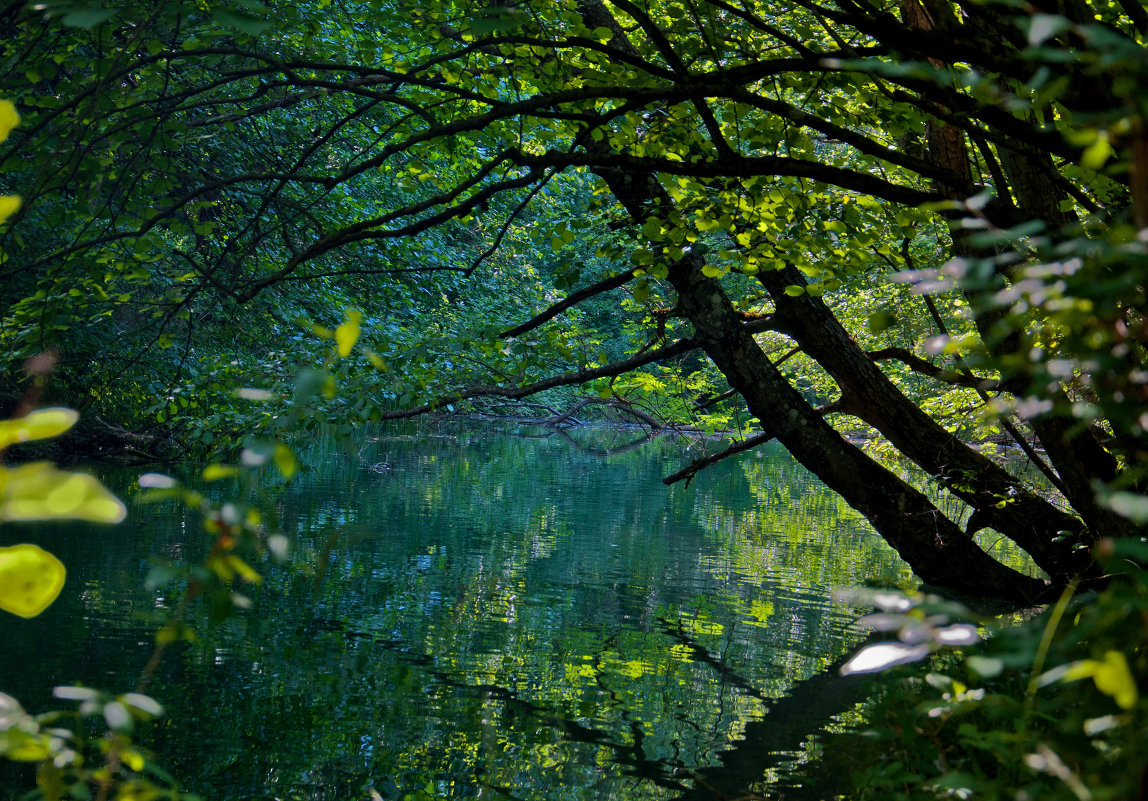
[
  {"xmin": 273, "ymin": 443, "xmax": 297, "ymax": 479},
  {"xmin": 0, "ymin": 544, "xmax": 66, "ymax": 618},
  {"xmin": 1027, "ymin": 13, "xmax": 1070, "ymax": 46},
  {"xmin": 1055, "ymin": 651, "xmax": 1138, "ymax": 709},
  {"xmin": 103, "ymin": 700, "xmax": 132, "ymax": 732},
  {"xmin": 53, "ymin": 686, "xmax": 100, "ymax": 702},
  {"xmin": 235, "ymin": 387, "xmax": 275, "ymax": 401},
  {"xmin": 335, "ymin": 308, "xmax": 362, "ymax": 357},
  {"xmin": 225, "ymin": 554, "xmax": 261, "ymax": 584},
  {"xmin": 967, "ymin": 656, "xmax": 1004, "ymax": 678},
  {"xmin": 121, "ymin": 747, "xmax": 146, "ymax": 772},
  {"xmin": 934, "ymin": 624, "xmax": 980, "ymax": 646},
  {"xmin": 1081, "ymin": 132, "xmax": 1112, "ymax": 170},
  {"xmin": 0, "ymin": 408, "xmax": 79, "ymax": 449},
  {"xmin": 0, "ymin": 195, "xmax": 19, "ymax": 225},
  {"xmin": 138, "ymin": 473, "xmax": 177, "ymax": 489},
  {"xmin": 0, "ymin": 100, "xmax": 19, "ymax": 141},
  {"xmin": 202, "ymin": 464, "xmax": 239, "ymax": 481},
  {"xmin": 120, "ymin": 693, "xmax": 163, "ymax": 718},
  {"xmin": 0, "ymin": 729, "xmax": 51, "ymax": 761},
  {"xmin": 1101, "ymin": 491, "xmax": 1148, "ymax": 523},
  {"xmin": 1092, "ymin": 651, "xmax": 1138, "ymax": 710},
  {"xmin": 0, "ymin": 463, "xmax": 126, "ymax": 523},
  {"xmin": 840, "ymin": 642, "xmax": 931, "ymax": 675}
]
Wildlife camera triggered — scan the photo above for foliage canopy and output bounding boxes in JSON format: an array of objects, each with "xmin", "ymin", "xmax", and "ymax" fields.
[{"xmin": 0, "ymin": 0, "xmax": 1146, "ymax": 596}]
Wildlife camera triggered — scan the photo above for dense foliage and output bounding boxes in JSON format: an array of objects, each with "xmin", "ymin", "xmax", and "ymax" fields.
[
  {"xmin": 1, "ymin": 0, "xmax": 1145, "ymax": 596},
  {"xmin": 1, "ymin": 0, "xmax": 1147, "ymax": 796}
]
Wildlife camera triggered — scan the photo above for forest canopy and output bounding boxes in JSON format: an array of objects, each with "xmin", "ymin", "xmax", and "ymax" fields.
[{"xmin": 1, "ymin": 0, "xmax": 1146, "ymax": 599}]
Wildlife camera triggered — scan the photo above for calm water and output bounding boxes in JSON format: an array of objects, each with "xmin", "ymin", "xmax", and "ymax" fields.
[{"xmin": 1, "ymin": 427, "xmax": 915, "ymax": 800}]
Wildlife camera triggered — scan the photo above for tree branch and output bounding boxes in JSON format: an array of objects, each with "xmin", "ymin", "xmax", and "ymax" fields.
[
  {"xmin": 663, "ymin": 432, "xmax": 775, "ymax": 487},
  {"xmin": 501, "ymin": 269, "xmax": 639, "ymax": 338},
  {"xmin": 867, "ymin": 346, "xmax": 1001, "ymax": 391},
  {"xmin": 373, "ymin": 338, "xmax": 698, "ymax": 420}
]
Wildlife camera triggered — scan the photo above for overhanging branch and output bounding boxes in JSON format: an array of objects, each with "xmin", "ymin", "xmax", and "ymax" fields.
[
  {"xmin": 501, "ymin": 269, "xmax": 639, "ymax": 338},
  {"xmin": 867, "ymin": 346, "xmax": 1001, "ymax": 391},
  {"xmin": 663, "ymin": 432, "xmax": 775, "ymax": 487},
  {"xmin": 373, "ymin": 337, "xmax": 698, "ymax": 420}
]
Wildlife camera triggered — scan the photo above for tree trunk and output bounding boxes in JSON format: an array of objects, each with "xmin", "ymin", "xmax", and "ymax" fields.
[
  {"xmin": 600, "ymin": 166, "xmax": 1047, "ymax": 601},
  {"xmin": 757, "ymin": 262, "xmax": 1091, "ymax": 579}
]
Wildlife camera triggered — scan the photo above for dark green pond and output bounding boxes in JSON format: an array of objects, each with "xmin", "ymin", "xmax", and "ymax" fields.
[{"xmin": 1, "ymin": 427, "xmax": 917, "ymax": 800}]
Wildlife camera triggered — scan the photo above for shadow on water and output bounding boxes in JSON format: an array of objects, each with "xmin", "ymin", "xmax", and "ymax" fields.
[{"xmin": 1, "ymin": 425, "xmax": 913, "ymax": 800}]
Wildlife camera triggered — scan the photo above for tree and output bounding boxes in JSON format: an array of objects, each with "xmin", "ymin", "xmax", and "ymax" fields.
[{"xmin": 1, "ymin": 0, "xmax": 1145, "ymax": 600}]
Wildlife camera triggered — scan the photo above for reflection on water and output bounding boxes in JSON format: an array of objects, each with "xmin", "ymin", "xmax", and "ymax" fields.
[{"xmin": 0, "ymin": 427, "xmax": 913, "ymax": 800}]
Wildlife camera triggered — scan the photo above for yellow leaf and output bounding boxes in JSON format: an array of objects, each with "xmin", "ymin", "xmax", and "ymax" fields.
[
  {"xmin": 225, "ymin": 554, "xmax": 261, "ymax": 584},
  {"xmin": 0, "ymin": 408, "xmax": 79, "ymax": 449},
  {"xmin": 273, "ymin": 443, "xmax": 296, "ymax": 479},
  {"xmin": 202, "ymin": 464, "xmax": 239, "ymax": 481},
  {"xmin": 335, "ymin": 308, "xmax": 362, "ymax": 357},
  {"xmin": 1, "ymin": 730, "xmax": 51, "ymax": 761},
  {"xmin": 365, "ymin": 350, "xmax": 387, "ymax": 371},
  {"xmin": 0, "ymin": 463, "xmax": 126, "ymax": 523},
  {"xmin": 0, "ymin": 100, "xmax": 19, "ymax": 142},
  {"xmin": 0, "ymin": 544, "xmax": 66, "ymax": 618},
  {"xmin": 1093, "ymin": 651, "xmax": 1138, "ymax": 710},
  {"xmin": 121, "ymin": 748, "xmax": 146, "ymax": 772},
  {"xmin": 0, "ymin": 195, "xmax": 20, "ymax": 226},
  {"xmin": 1081, "ymin": 132, "xmax": 1112, "ymax": 170}
]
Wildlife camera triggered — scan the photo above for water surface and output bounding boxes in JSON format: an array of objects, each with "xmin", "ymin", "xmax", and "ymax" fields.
[{"xmin": 0, "ymin": 427, "xmax": 914, "ymax": 800}]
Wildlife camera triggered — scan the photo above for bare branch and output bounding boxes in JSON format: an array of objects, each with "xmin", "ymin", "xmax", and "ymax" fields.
[
  {"xmin": 510, "ymin": 150, "xmax": 946, "ymax": 207},
  {"xmin": 501, "ymin": 269, "xmax": 639, "ymax": 338},
  {"xmin": 867, "ymin": 346, "xmax": 1002, "ymax": 391},
  {"xmin": 373, "ymin": 337, "xmax": 698, "ymax": 420},
  {"xmin": 663, "ymin": 432, "xmax": 775, "ymax": 486}
]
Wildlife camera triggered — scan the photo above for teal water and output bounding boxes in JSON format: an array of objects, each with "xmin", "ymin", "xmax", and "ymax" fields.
[{"xmin": 0, "ymin": 427, "xmax": 913, "ymax": 800}]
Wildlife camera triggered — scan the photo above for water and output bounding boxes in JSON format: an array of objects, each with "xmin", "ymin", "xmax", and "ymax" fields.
[{"xmin": 0, "ymin": 427, "xmax": 914, "ymax": 800}]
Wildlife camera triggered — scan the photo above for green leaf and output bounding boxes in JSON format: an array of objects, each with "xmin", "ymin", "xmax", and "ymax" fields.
[
  {"xmin": 867, "ymin": 311, "xmax": 896, "ymax": 334},
  {"xmin": 1102, "ymin": 491, "xmax": 1148, "ymax": 523},
  {"xmin": 294, "ymin": 368, "xmax": 330, "ymax": 404},
  {"xmin": 60, "ymin": 4, "xmax": 115, "ymax": 28},
  {"xmin": 1027, "ymin": 13, "xmax": 1070, "ymax": 46},
  {"xmin": 471, "ymin": 7, "xmax": 527, "ymax": 35},
  {"xmin": 211, "ymin": 8, "xmax": 271, "ymax": 36},
  {"xmin": 967, "ymin": 656, "xmax": 1004, "ymax": 678},
  {"xmin": 701, "ymin": 264, "xmax": 724, "ymax": 278},
  {"xmin": 783, "ymin": 285, "xmax": 805, "ymax": 297}
]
